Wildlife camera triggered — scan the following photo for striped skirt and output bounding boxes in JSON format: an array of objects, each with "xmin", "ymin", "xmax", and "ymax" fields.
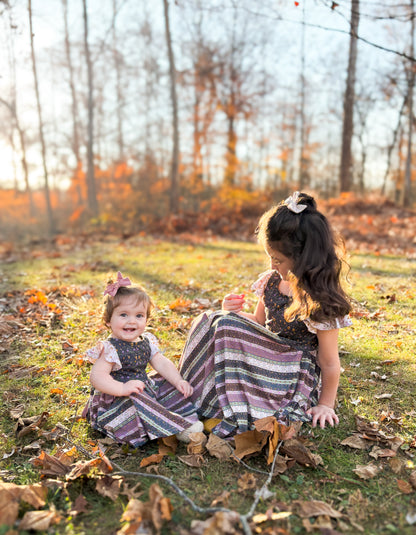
[
  {"xmin": 179, "ymin": 312, "xmax": 320, "ymax": 438},
  {"xmin": 82, "ymin": 379, "xmax": 200, "ymax": 448}
]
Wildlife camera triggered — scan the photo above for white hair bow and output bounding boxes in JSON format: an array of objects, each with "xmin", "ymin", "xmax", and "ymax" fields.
[{"xmin": 283, "ymin": 191, "xmax": 307, "ymax": 214}]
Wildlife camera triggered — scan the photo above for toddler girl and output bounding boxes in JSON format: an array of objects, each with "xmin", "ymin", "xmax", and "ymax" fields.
[{"xmin": 82, "ymin": 272, "xmax": 203, "ymax": 446}]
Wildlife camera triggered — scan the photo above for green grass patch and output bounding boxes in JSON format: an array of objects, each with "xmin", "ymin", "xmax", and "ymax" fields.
[{"xmin": 0, "ymin": 237, "xmax": 415, "ymax": 534}]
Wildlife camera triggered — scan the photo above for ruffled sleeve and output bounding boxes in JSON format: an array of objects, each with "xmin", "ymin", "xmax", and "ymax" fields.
[
  {"xmin": 251, "ymin": 270, "xmax": 276, "ymax": 297},
  {"xmin": 303, "ymin": 315, "xmax": 352, "ymax": 334},
  {"xmin": 143, "ymin": 332, "xmax": 162, "ymax": 359},
  {"xmin": 85, "ymin": 340, "xmax": 122, "ymax": 371}
]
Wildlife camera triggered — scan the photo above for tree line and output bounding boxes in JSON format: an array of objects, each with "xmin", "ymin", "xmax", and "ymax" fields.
[{"xmin": 0, "ymin": 0, "xmax": 415, "ymax": 238}]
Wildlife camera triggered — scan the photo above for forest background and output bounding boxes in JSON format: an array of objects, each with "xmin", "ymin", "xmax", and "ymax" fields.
[{"xmin": 1, "ymin": 0, "xmax": 416, "ymax": 245}]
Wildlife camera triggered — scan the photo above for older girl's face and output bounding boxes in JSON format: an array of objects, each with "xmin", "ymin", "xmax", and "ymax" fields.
[{"xmin": 266, "ymin": 246, "xmax": 294, "ymax": 281}]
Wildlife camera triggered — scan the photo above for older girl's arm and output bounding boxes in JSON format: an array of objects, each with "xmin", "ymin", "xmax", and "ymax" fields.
[{"xmin": 306, "ymin": 328, "xmax": 340, "ymax": 428}]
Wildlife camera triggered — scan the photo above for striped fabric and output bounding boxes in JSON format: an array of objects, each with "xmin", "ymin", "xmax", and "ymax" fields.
[
  {"xmin": 179, "ymin": 312, "xmax": 321, "ymax": 438},
  {"xmin": 83, "ymin": 379, "xmax": 200, "ymax": 447}
]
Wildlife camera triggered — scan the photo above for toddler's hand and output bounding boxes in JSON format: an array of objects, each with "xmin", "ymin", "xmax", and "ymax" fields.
[
  {"xmin": 176, "ymin": 379, "xmax": 193, "ymax": 398},
  {"xmin": 121, "ymin": 380, "xmax": 145, "ymax": 396},
  {"xmin": 222, "ymin": 293, "xmax": 245, "ymax": 313},
  {"xmin": 306, "ymin": 404, "xmax": 339, "ymax": 429}
]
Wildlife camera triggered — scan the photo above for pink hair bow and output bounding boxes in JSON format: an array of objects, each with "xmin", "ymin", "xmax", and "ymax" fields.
[
  {"xmin": 283, "ymin": 191, "xmax": 307, "ymax": 214},
  {"xmin": 104, "ymin": 271, "xmax": 131, "ymax": 296}
]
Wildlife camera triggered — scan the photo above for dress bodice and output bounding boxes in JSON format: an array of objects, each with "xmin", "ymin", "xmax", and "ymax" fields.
[
  {"xmin": 108, "ymin": 337, "xmax": 151, "ymax": 383},
  {"xmin": 263, "ymin": 271, "xmax": 318, "ymax": 351}
]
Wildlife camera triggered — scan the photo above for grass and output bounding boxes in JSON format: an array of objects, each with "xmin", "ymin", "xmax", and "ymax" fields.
[{"xmin": 0, "ymin": 235, "xmax": 415, "ymax": 534}]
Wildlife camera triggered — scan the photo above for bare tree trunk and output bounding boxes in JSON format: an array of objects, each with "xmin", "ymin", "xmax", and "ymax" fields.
[
  {"xmin": 62, "ymin": 0, "xmax": 82, "ymax": 205},
  {"xmin": 339, "ymin": 0, "xmax": 360, "ymax": 192},
  {"xmin": 298, "ymin": 0, "xmax": 307, "ymax": 190},
  {"xmin": 28, "ymin": 0, "xmax": 54, "ymax": 234},
  {"xmin": 112, "ymin": 0, "xmax": 125, "ymax": 162},
  {"xmin": 380, "ymin": 95, "xmax": 406, "ymax": 196},
  {"xmin": 82, "ymin": 0, "xmax": 99, "ymax": 217},
  {"xmin": 404, "ymin": 0, "xmax": 415, "ymax": 207},
  {"xmin": 163, "ymin": 0, "xmax": 180, "ymax": 214}
]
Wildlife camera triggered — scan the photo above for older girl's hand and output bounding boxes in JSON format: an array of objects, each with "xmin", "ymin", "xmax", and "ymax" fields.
[
  {"xmin": 306, "ymin": 404, "xmax": 339, "ymax": 429},
  {"xmin": 121, "ymin": 380, "xmax": 145, "ymax": 396},
  {"xmin": 222, "ymin": 293, "xmax": 245, "ymax": 312}
]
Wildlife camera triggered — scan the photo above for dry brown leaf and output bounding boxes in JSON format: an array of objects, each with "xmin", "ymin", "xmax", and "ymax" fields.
[
  {"xmin": 353, "ymin": 462, "xmax": 381, "ymax": 480},
  {"xmin": 178, "ymin": 454, "xmax": 206, "ymax": 467},
  {"xmin": 158, "ymin": 435, "xmax": 178, "ymax": 455},
  {"xmin": 69, "ymin": 494, "xmax": 90, "ymax": 516},
  {"xmin": 0, "ymin": 482, "xmax": 22, "ymax": 526},
  {"xmin": 369, "ymin": 446, "xmax": 396, "ymax": 459},
  {"xmin": 186, "ymin": 432, "xmax": 207, "ymax": 455},
  {"xmin": 293, "ymin": 499, "xmax": 343, "ymax": 518},
  {"xmin": 272, "ymin": 454, "xmax": 292, "ymax": 474},
  {"xmin": 397, "ymin": 479, "xmax": 414, "ymax": 494},
  {"xmin": 65, "ymin": 457, "xmax": 109, "ymax": 480},
  {"xmin": 31, "ymin": 451, "xmax": 71, "ymax": 478},
  {"xmin": 96, "ymin": 475, "xmax": 123, "ymax": 501},
  {"xmin": 389, "ymin": 457, "xmax": 406, "ymax": 474},
  {"xmin": 280, "ymin": 438, "xmax": 319, "ymax": 467},
  {"xmin": 19, "ymin": 508, "xmax": 61, "ymax": 531},
  {"xmin": 206, "ymin": 433, "xmax": 233, "ymax": 460},
  {"xmin": 120, "ymin": 484, "xmax": 172, "ymax": 534},
  {"xmin": 190, "ymin": 510, "xmax": 241, "ymax": 534},
  {"xmin": 9, "ymin": 404, "xmax": 25, "ymax": 419},
  {"xmin": 15, "ymin": 411, "xmax": 49, "ymax": 438},
  {"xmin": 410, "ymin": 471, "xmax": 416, "ymax": 489},
  {"xmin": 234, "ymin": 429, "xmax": 268, "ymax": 460},
  {"xmin": 340, "ymin": 435, "xmax": 369, "ymax": 450},
  {"xmin": 140, "ymin": 454, "xmax": 166, "ymax": 468},
  {"xmin": 211, "ymin": 490, "xmax": 230, "ymax": 507},
  {"xmin": 252, "ymin": 511, "xmax": 292, "ymax": 524},
  {"xmin": 120, "ymin": 482, "xmax": 142, "ymax": 500},
  {"xmin": 237, "ymin": 473, "xmax": 257, "ymax": 491}
]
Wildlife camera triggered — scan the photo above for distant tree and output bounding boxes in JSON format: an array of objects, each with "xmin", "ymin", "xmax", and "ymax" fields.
[
  {"xmin": 339, "ymin": 0, "xmax": 360, "ymax": 192},
  {"xmin": 403, "ymin": 0, "xmax": 415, "ymax": 207},
  {"xmin": 28, "ymin": 0, "xmax": 54, "ymax": 234},
  {"xmin": 62, "ymin": 0, "xmax": 82, "ymax": 205},
  {"xmin": 163, "ymin": 0, "xmax": 180, "ymax": 214},
  {"xmin": 82, "ymin": 0, "xmax": 99, "ymax": 217}
]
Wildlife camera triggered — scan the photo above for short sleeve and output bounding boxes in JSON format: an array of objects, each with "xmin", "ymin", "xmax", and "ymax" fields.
[
  {"xmin": 85, "ymin": 340, "xmax": 122, "ymax": 371},
  {"xmin": 143, "ymin": 332, "xmax": 162, "ymax": 359},
  {"xmin": 251, "ymin": 270, "xmax": 275, "ymax": 297},
  {"xmin": 303, "ymin": 315, "xmax": 353, "ymax": 334}
]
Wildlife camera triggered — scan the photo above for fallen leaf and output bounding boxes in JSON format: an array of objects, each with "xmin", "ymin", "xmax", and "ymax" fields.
[
  {"xmin": 211, "ymin": 490, "xmax": 230, "ymax": 507},
  {"xmin": 353, "ymin": 462, "xmax": 381, "ymax": 480},
  {"xmin": 96, "ymin": 475, "xmax": 123, "ymax": 501},
  {"xmin": 410, "ymin": 471, "xmax": 416, "ymax": 489},
  {"xmin": 237, "ymin": 473, "xmax": 257, "ymax": 491},
  {"xmin": 206, "ymin": 433, "xmax": 233, "ymax": 460},
  {"xmin": 190, "ymin": 510, "xmax": 241, "ymax": 534},
  {"xmin": 158, "ymin": 435, "xmax": 177, "ymax": 455},
  {"xmin": 178, "ymin": 454, "xmax": 206, "ymax": 467},
  {"xmin": 388, "ymin": 457, "xmax": 405, "ymax": 475},
  {"xmin": 186, "ymin": 432, "xmax": 207, "ymax": 455},
  {"xmin": 397, "ymin": 479, "xmax": 414, "ymax": 494},
  {"xmin": 140, "ymin": 454, "xmax": 166, "ymax": 468},
  {"xmin": 252, "ymin": 511, "xmax": 292, "ymax": 524},
  {"xmin": 19, "ymin": 508, "xmax": 61, "ymax": 531},
  {"xmin": 293, "ymin": 499, "xmax": 343, "ymax": 518},
  {"xmin": 69, "ymin": 494, "xmax": 90, "ymax": 516},
  {"xmin": 234, "ymin": 429, "xmax": 268, "ymax": 459},
  {"xmin": 280, "ymin": 438, "xmax": 319, "ymax": 467},
  {"xmin": 369, "ymin": 446, "xmax": 396, "ymax": 459}
]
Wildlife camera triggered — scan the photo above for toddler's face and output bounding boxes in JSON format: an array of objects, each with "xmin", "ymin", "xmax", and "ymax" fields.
[
  {"xmin": 109, "ymin": 296, "xmax": 147, "ymax": 342},
  {"xmin": 266, "ymin": 246, "xmax": 293, "ymax": 281}
]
